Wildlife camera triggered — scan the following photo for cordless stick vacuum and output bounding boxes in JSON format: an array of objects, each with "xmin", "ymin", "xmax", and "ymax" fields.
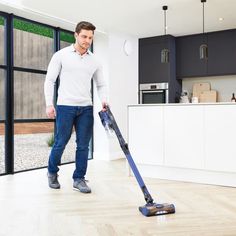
[{"xmin": 99, "ymin": 106, "xmax": 175, "ymax": 217}]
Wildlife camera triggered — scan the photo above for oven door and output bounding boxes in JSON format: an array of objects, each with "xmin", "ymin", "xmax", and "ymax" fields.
[{"xmin": 140, "ymin": 90, "xmax": 167, "ymax": 104}]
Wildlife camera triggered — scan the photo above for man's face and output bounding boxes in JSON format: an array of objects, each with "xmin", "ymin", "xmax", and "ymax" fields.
[{"xmin": 75, "ymin": 29, "xmax": 94, "ymax": 50}]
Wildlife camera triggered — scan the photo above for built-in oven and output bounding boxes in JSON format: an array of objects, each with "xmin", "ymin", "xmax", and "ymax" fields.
[{"xmin": 139, "ymin": 83, "xmax": 168, "ymax": 104}]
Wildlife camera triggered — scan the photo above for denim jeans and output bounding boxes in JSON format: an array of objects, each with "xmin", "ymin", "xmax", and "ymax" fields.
[{"xmin": 48, "ymin": 105, "xmax": 93, "ymax": 180}]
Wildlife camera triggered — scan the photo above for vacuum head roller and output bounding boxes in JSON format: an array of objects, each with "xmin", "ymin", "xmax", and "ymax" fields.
[{"xmin": 139, "ymin": 203, "xmax": 175, "ymax": 217}]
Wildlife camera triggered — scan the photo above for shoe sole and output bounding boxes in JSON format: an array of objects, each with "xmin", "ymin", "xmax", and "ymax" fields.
[
  {"xmin": 73, "ymin": 187, "xmax": 91, "ymax": 193},
  {"xmin": 49, "ymin": 185, "xmax": 61, "ymax": 189}
]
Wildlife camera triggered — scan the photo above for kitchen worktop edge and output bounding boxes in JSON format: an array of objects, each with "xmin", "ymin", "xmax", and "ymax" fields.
[{"xmin": 128, "ymin": 102, "xmax": 236, "ymax": 107}]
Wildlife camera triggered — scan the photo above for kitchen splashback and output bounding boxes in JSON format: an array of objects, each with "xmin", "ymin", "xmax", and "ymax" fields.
[{"xmin": 182, "ymin": 75, "xmax": 236, "ymax": 102}]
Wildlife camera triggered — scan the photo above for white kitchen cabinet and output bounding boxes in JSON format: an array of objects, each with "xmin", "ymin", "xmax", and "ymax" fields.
[
  {"xmin": 205, "ymin": 105, "xmax": 236, "ymax": 172},
  {"xmin": 128, "ymin": 106, "xmax": 164, "ymax": 165},
  {"xmin": 164, "ymin": 105, "xmax": 205, "ymax": 169},
  {"xmin": 128, "ymin": 103, "xmax": 236, "ymax": 187}
]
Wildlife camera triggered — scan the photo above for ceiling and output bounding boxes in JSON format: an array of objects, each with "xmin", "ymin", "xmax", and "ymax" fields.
[{"xmin": 1, "ymin": 0, "xmax": 236, "ymax": 38}]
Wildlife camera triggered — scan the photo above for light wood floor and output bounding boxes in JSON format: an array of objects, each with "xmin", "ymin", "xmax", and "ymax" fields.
[{"xmin": 1, "ymin": 159, "xmax": 236, "ymax": 236}]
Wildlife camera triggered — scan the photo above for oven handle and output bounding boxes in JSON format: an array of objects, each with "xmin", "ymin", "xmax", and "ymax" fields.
[{"xmin": 141, "ymin": 90, "xmax": 164, "ymax": 94}]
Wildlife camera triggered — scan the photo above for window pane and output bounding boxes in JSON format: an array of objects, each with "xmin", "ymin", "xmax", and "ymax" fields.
[
  {"xmin": 60, "ymin": 31, "xmax": 74, "ymax": 49},
  {"xmin": 0, "ymin": 69, "xmax": 6, "ymax": 174},
  {"xmin": 14, "ymin": 121, "xmax": 54, "ymax": 171},
  {"xmin": 14, "ymin": 71, "xmax": 47, "ymax": 119},
  {"xmin": 13, "ymin": 18, "xmax": 54, "ymax": 70},
  {"xmin": 0, "ymin": 16, "xmax": 5, "ymax": 65}
]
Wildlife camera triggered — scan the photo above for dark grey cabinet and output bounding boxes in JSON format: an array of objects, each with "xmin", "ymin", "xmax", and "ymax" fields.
[
  {"xmin": 139, "ymin": 36, "xmax": 170, "ymax": 83},
  {"xmin": 208, "ymin": 30, "xmax": 236, "ymax": 75},
  {"xmin": 176, "ymin": 29, "xmax": 236, "ymax": 78},
  {"xmin": 176, "ymin": 34, "xmax": 207, "ymax": 78}
]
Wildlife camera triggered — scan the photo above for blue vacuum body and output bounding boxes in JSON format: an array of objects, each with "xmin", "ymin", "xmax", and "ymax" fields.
[{"xmin": 99, "ymin": 107, "xmax": 175, "ymax": 217}]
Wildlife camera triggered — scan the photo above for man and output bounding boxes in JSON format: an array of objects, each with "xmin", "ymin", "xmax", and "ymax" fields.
[{"xmin": 44, "ymin": 21, "xmax": 107, "ymax": 193}]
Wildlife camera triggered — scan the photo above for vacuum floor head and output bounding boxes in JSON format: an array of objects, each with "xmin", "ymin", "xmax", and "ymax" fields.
[{"xmin": 139, "ymin": 203, "xmax": 175, "ymax": 217}]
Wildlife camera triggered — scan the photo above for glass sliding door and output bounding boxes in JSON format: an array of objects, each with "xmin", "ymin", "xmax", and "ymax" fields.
[{"xmin": 13, "ymin": 18, "xmax": 55, "ymax": 172}]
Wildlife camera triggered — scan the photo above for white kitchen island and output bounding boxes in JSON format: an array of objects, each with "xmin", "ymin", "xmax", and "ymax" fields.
[{"xmin": 128, "ymin": 103, "xmax": 236, "ymax": 187}]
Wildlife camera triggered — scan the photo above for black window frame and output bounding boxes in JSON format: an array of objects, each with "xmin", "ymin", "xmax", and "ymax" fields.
[{"xmin": 0, "ymin": 11, "xmax": 90, "ymax": 175}]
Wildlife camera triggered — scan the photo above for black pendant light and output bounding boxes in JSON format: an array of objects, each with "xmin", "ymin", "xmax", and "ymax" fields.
[
  {"xmin": 161, "ymin": 5, "xmax": 169, "ymax": 63},
  {"xmin": 200, "ymin": 0, "xmax": 208, "ymax": 60}
]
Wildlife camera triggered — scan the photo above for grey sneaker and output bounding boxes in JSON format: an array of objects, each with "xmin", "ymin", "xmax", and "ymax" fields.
[
  {"xmin": 47, "ymin": 172, "xmax": 60, "ymax": 189},
  {"xmin": 73, "ymin": 179, "xmax": 91, "ymax": 193}
]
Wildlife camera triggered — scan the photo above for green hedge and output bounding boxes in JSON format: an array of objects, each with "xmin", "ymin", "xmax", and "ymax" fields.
[
  {"xmin": 0, "ymin": 17, "xmax": 74, "ymax": 43},
  {"xmin": 13, "ymin": 18, "xmax": 54, "ymax": 38},
  {"xmin": 0, "ymin": 16, "xmax": 4, "ymax": 26},
  {"xmin": 60, "ymin": 31, "xmax": 75, "ymax": 43}
]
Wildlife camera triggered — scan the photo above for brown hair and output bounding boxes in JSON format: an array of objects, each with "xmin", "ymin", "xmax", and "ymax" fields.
[{"xmin": 75, "ymin": 21, "xmax": 96, "ymax": 34}]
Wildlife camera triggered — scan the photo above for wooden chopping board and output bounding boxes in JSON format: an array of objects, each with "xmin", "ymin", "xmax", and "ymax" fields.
[
  {"xmin": 193, "ymin": 82, "xmax": 211, "ymax": 98},
  {"xmin": 199, "ymin": 90, "xmax": 217, "ymax": 103}
]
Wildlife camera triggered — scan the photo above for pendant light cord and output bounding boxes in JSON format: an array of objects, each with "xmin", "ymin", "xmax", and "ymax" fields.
[
  {"xmin": 164, "ymin": 9, "xmax": 166, "ymax": 35},
  {"xmin": 202, "ymin": 1, "xmax": 205, "ymax": 34},
  {"xmin": 163, "ymin": 6, "xmax": 168, "ymax": 35}
]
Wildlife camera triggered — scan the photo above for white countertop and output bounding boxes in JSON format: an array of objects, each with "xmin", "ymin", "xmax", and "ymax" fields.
[{"xmin": 128, "ymin": 102, "xmax": 236, "ymax": 107}]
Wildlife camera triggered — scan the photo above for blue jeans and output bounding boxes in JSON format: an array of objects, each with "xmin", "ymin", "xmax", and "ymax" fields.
[{"xmin": 48, "ymin": 105, "xmax": 93, "ymax": 180}]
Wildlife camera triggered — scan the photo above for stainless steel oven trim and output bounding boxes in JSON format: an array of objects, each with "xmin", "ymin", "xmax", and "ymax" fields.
[{"xmin": 139, "ymin": 83, "xmax": 168, "ymax": 90}]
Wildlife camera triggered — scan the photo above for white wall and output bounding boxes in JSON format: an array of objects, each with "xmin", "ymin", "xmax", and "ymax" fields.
[
  {"xmin": 92, "ymin": 32, "xmax": 110, "ymax": 161},
  {"xmin": 93, "ymin": 32, "xmax": 138, "ymax": 160},
  {"xmin": 108, "ymin": 33, "xmax": 138, "ymax": 139},
  {"xmin": 182, "ymin": 75, "xmax": 236, "ymax": 102}
]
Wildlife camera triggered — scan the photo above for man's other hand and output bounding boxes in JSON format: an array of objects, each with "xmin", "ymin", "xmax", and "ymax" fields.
[{"xmin": 46, "ymin": 105, "xmax": 56, "ymax": 119}]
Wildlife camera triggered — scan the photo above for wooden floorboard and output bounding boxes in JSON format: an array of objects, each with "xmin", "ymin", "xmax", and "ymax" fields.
[{"xmin": 0, "ymin": 159, "xmax": 236, "ymax": 236}]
